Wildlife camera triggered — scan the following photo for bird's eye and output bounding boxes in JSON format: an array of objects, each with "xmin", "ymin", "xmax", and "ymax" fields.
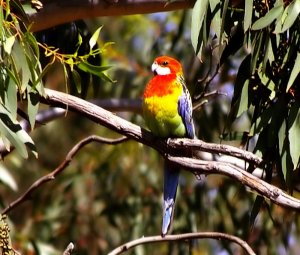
[{"xmin": 162, "ymin": 61, "xmax": 168, "ymax": 66}]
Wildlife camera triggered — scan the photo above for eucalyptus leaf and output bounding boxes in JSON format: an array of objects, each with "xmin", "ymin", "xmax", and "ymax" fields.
[
  {"xmin": 288, "ymin": 103, "xmax": 300, "ymax": 167},
  {"xmin": 71, "ymin": 69, "xmax": 82, "ymax": 93},
  {"xmin": 191, "ymin": 0, "xmax": 209, "ymax": 54},
  {"xmin": 6, "ymin": 78, "xmax": 17, "ymax": 120},
  {"xmin": 0, "ymin": 105, "xmax": 37, "ymax": 158},
  {"xmin": 78, "ymin": 61, "xmax": 113, "ymax": 82},
  {"xmin": 89, "ymin": 27, "xmax": 102, "ymax": 50},
  {"xmin": 286, "ymin": 52, "xmax": 300, "ymax": 92},
  {"xmin": 4, "ymin": 35, "xmax": 15, "ymax": 54},
  {"xmin": 281, "ymin": 0, "xmax": 300, "ymax": 32},
  {"xmin": 0, "ymin": 163, "xmax": 18, "ymax": 191},
  {"xmin": 237, "ymin": 80, "xmax": 249, "ymax": 118},
  {"xmin": 252, "ymin": 5, "xmax": 284, "ymax": 30},
  {"xmin": 28, "ymin": 90, "xmax": 40, "ymax": 130},
  {"xmin": 244, "ymin": 0, "xmax": 253, "ymax": 31}
]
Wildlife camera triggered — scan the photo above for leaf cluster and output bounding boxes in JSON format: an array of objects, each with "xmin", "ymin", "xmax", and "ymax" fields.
[
  {"xmin": 0, "ymin": 1, "xmax": 113, "ymax": 159},
  {"xmin": 191, "ymin": 0, "xmax": 300, "ymax": 188}
]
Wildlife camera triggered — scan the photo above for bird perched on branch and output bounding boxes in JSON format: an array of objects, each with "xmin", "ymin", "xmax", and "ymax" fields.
[{"xmin": 143, "ymin": 56, "xmax": 195, "ymax": 236}]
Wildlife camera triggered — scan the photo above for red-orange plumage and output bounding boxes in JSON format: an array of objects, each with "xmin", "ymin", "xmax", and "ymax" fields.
[{"xmin": 143, "ymin": 73, "xmax": 178, "ymax": 98}]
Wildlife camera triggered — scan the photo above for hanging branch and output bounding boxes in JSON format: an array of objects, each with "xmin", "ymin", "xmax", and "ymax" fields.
[
  {"xmin": 107, "ymin": 232, "xmax": 256, "ymax": 255},
  {"xmin": 1, "ymin": 135, "xmax": 129, "ymax": 215}
]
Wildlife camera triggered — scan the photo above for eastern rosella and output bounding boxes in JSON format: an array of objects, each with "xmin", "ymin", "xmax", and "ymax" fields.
[{"xmin": 143, "ymin": 56, "xmax": 195, "ymax": 236}]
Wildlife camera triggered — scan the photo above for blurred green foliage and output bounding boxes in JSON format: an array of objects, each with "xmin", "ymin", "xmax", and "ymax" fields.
[{"xmin": 0, "ymin": 1, "xmax": 299, "ymax": 255}]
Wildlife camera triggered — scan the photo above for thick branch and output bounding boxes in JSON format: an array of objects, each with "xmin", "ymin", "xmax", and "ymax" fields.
[
  {"xmin": 169, "ymin": 156, "xmax": 300, "ymax": 211},
  {"xmin": 168, "ymin": 138, "xmax": 262, "ymax": 166},
  {"xmin": 108, "ymin": 233, "xmax": 255, "ymax": 255},
  {"xmin": 38, "ymin": 88, "xmax": 300, "ymax": 212},
  {"xmin": 28, "ymin": 0, "xmax": 195, "ymax": 32}
]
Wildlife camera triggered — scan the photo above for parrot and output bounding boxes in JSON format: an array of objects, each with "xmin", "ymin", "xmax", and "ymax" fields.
[{"xmin": 142, "ymin": 56, "xmax": 195, "ymax": 236}]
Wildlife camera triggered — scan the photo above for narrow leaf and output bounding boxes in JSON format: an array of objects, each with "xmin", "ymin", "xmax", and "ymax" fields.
[
  {"xmin": 288, "ymin": 103, "xmax": 300, "ymax": 167},
  {"xmin": 28, "ymin": 90, "xmax": 40, "ymax": 130},
  {"xmin": 71, "ymin": 69, "xmax": 82, "ymax": 93},
  {"xmin": 286, "ymin": 52, "xmax": 300, "ymax": 92},
  {"xmin": 89, "ymin": 27, "xmax": 102, "ymax": 50},
  {"xmin": 281, "ymin": 0, "xmax": 300, "ymax": 32},
  {"xmin": 244, "ymin": 0, "xmax": 253, "ymax": 31},
  {"xmin": 250, "ymin": 196, "xmax": 264, "ymax": 227},
  {"xmin": 191, "ymin": 0, "xmax": 209, "ymax": 54},
  {"xmin": 0, "ymin": 163, "xmax": 18, "ymax": 191},
  {"xmin": 237, "ymin": 80, "xmax": 249, "ymax": 118},
  {"xmin": 252, "ymin": 5, "xmax": 284, "ymax": 30},
  {"xmin": 0, "ymin": 105, "xmax": 37, "ymax": 158},
  {"xmin": 4, "ymin": 35, "xmax": 15, "ymax": 54},
  {"xmin": 6, "ymin": 78, "xmax": 17, "ymax": 120},
  {"xmin": 77, "ymin": 61, "xmax": 113, "ymax": 82}
]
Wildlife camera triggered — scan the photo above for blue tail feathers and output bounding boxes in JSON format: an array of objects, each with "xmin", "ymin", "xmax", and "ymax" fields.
[{"xmin": 162, "ymin": 161, "xmax": 180, "ymax": 236}]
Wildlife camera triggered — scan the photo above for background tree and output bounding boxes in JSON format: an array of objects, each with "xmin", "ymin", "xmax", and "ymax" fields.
[{"xmin": 0, "ymin": 0, "xmax": 299, "ymax": 254}]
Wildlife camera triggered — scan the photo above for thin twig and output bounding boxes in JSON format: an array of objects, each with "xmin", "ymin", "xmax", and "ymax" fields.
[
  {"xmin": 193, "ymin": 90, "xmax": 227, "ymax": 110},
  {"xmin": 2, "ymin": 135, "xmax": 129, "ymax": 215},
  {"xmin": 108, "ymin": 232, "xmax": 256, "ymax": 255}
]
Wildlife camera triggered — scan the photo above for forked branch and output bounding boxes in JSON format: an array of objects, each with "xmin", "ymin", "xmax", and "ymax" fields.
[{"xmin": 37, "ymin": 88, "xmax": 300, "ymax": 212}]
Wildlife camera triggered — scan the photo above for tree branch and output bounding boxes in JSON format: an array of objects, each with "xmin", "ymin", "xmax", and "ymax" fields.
[
  {"xmin": 167, "ymin": 138, "xmax": 262, "ymax": 166},
  {"xmin": 168, "ymin": 156, "xmax": 300, "ymax": 211},
  {"xmin": 1, "ymin": 135, "xmax": 129, "ymax": 215},
  {"xmin": 107, "ymin": 232, "xmax": 256, "ymax": 255},
  {"xmin": 38, "ymin": 88, "xmax": 300, "ymax": 212},
  {"xmin": 0, "ymin": 98, "xmax": 141, "ymax": 157},
  {"xmin": 28, "ymin": 0, "xmax": 195, "ymax": 32}
]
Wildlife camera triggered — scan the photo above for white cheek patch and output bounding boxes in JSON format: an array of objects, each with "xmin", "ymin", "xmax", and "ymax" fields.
[{"xmin": 152, "ymin": 63, "xmax": 171, "ymax": 75}]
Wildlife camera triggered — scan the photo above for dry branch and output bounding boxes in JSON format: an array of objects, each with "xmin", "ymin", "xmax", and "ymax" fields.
[
  {"xmin": 169, "ymin": 156, "xmax": 300, "ymax": 211},
  {"xmin": 108, "ymin": 232, "xmax": 256, "ymax": 255},
  {"xmin": 28, "ymin": 0, "xmax": 195, "ymax": 32},
  {"xmin": 38, "ymin": 88, "xmax": 300, "ymax": 211},
  {"xmin": 2, "ymin": 135, "xmax": 129, "ymax": 215}
]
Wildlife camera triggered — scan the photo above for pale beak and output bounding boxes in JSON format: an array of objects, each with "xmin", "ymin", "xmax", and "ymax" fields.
[{"xmin": 151, "ymin": 62, "xmax": 159, "ymax": 75}]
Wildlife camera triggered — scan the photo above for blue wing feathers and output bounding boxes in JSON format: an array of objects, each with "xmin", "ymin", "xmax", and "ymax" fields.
[{"xmin": 178, "ymin": 77, "xmax": 195, "ymax": 139}]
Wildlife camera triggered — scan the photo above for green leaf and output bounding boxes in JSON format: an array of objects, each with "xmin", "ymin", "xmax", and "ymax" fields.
[
  {"xmin": 286, "ymin": 52, "xmax": 300, "ymax": 92},
  {"xmin": 4, "ymin": 35, "xmax": 15, "ymax": 54},
  {"xmin": 71, "ymin": 69, "xmax": 82, "ymax": 93},
  {"xmin": 0, "ymin": 105, "xmax": 37, "ymax": 158},
  {"xmin": 252, "ymin": 5, "xmax": 284, "ymax": 30},
  {"xmin": 288, "ymin": 103, "xmax": 300, "ymax": 167},
  {"xmin": 0, "ymin": 163, "xmax": 18, "ymax": 191},
  {"xmin": 28, "ymin": 90, "xmax": 40, "ymax": 130},
  {"xmin": 209, "ymin": 0, "xmax": 221, "ymax": 40},
  {"xmin": 89, "ymin": 27, "xmax": 102, "ymax": 50},
  {"xmin": 77, "ymin": 61, "xmax": 113, "ymax": 82},
  {"xmin": 281, "ymin": 0, "xmax": 300, "ymax": 32},
  {"xmin": 6, "ymin": 78, "xmax": 17, "ymax": 120},
  {"xmin": 278, "ymin": 118, "xmax": 288, "ymax": 179},
  {"xmin": 11, "ymin": 40, "xmax": 30, "ymax": 92},
  {"xmin": 191, "ymin": 0, "xmax": 209, "ymax": 54},
  {"xmin": 237, "ymin": 80, "xmax": 249, "ymax": 118},
  {"xmin": 244, "ymin": 0, "xmax": 253, "ymax": 31},
  {"xmin": 250, "ymin": 196, "xmax": 264, "ymax": 227},
  {"xmin": 24, "ymin": 31, "xmax": 40, "ymax": 60}
]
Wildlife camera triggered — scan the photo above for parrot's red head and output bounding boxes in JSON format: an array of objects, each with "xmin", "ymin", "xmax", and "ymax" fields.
[{"xmin": 152, "ymin": 56, "xmax": 183, "ymax": 76}]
